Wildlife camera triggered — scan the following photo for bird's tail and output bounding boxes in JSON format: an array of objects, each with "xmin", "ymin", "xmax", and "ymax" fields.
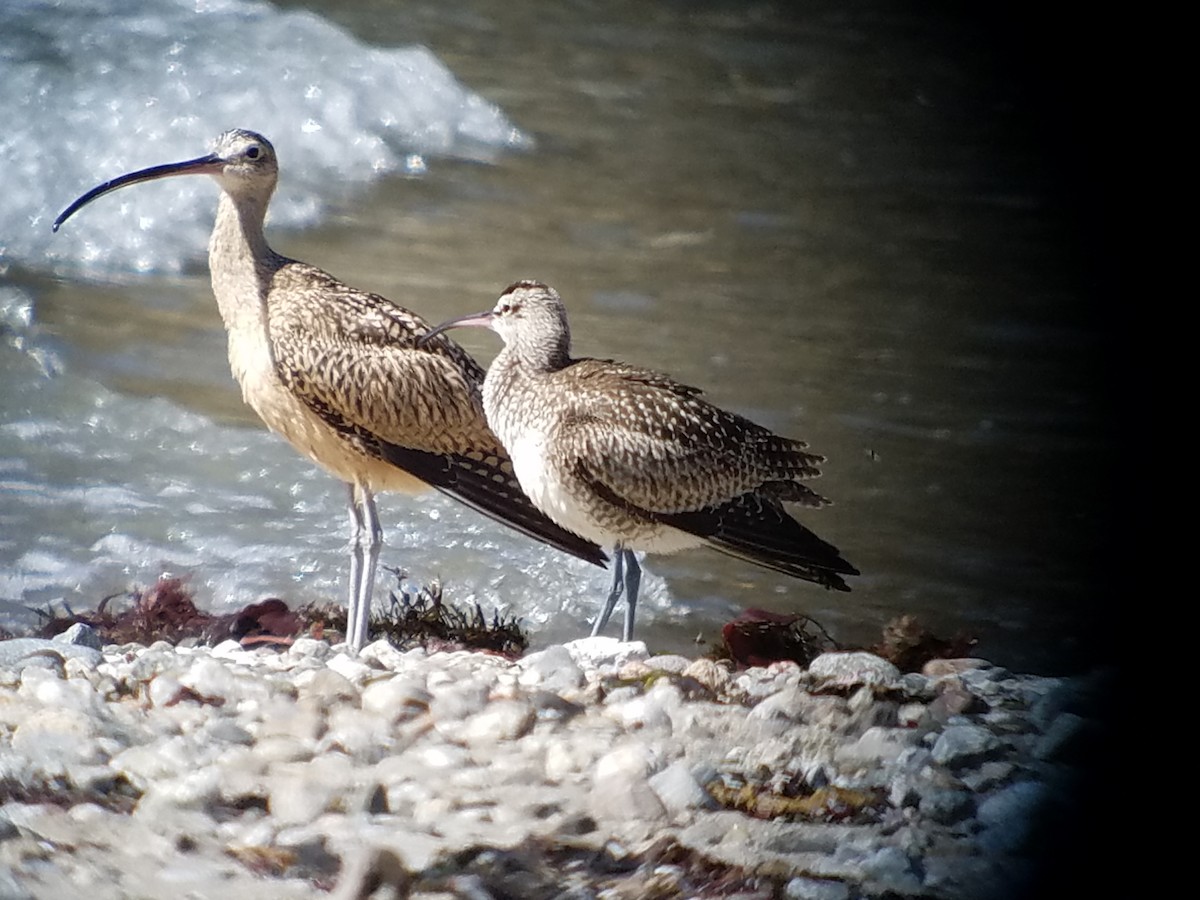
[{"xmin": 662, "ymin": 492, "xmax": 857, "ymax": 590}]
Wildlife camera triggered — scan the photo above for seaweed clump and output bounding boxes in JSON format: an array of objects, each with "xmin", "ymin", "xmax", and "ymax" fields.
[
  {"xmin": 29, "ymin": 570, "xmax": 528, "ymax": 657},
  {"xmin": 870, "ymin": 614, "xmax": 978, "ymax": 672},
  {"xmin": 711, "ymin": 607, "xmax": 839, "ymax": 669},
  {"xmin": 352, "ymin": 567, "xmax": 528, "ymax": 659},
  {"xmin": 709, "ymin": 607, "xmax": 978, "ymax": 674},
  {"xmin": 33, "ymin": 577, "xmax": 300, "ymax": 647}
]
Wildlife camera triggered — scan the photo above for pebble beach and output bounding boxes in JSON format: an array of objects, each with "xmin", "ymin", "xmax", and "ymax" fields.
[{"xmin": 0, "ymin": 623, "xmax": 1112, "ymax": 899}]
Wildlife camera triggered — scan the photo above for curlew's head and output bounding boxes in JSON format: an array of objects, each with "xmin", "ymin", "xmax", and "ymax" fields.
[
  {"xmin": 53, "ymin": 129, "xmax": 278, "ymax": 232},
  {"xmin": 421, "ymin": 280, "xmax": 573, "ymax": 370}
]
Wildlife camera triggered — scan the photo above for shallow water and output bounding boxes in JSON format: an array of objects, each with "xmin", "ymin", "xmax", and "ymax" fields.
[{"xmin": 0, "ymin": 0, "xmax": 1110, "ymax": 674}]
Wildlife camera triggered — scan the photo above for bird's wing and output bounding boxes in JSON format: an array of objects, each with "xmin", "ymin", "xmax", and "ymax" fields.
[
  {"xmin": 268, "ymin": 265, "xmax": 491, "ymax": 456},
  {"xmin": 656, "ymin": 493, "xmax": 858, "ymax": 587},
  {"xmin": 549, "ymin": 358, "xmax": 854, "ymax": 582},
  {"xmin": 553, "ymin": 358, "xmax": 826, "ymax": 514}
]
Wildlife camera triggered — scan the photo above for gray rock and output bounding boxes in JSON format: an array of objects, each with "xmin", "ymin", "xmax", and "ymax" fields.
[
  {"xmin": 203, "ymin": 717, "xmax": 254, "ymax": 746},
  {"xmin": 527, "ymin": 689, "xmax": 584, "ymax": 723},
  {"xmin": 735, "ymin": 665, "xmax": 796, "ymax": 701},
  {"xmin": 321, "ymin": 705, "xmax": 392, "ymax": 761},
  {"xmin": 591, "ymin": 743, "xmax": 668, "ymax": 824},
  {"xmin": 0, "ymin": 812, "xmax": 21, "ymax": 841},
  {"xmin": 648, "ymin": 760, "xmax": 717, "ymax": 815},
  {"xmin": 177, "ymin": 656, "xmax": 244, "ymax": 703},
  {"xmin": 921, "ymin": 658, "xmax": 994, "ymax": 678},
  {"xmin": 808, "ymin": 652, "xmax": 901, "ymax": 688},
  {"xmin": 959, "ymin": 760, "xmax": 1016, "ymax": 793},
  {"xmin": 958, "ymin": 664, "xmax": 1012, "ymax": 688},
  {"xmin": 331, "ymin": 846, "xmax": 411, "ymax": 900},
  {"xmin": 645, "ymin": 654, "xmax": 691, "ymax": 674},
  {"xmin": 519, "ymin": 644, "xmax": 585, "ymax": 693},
  {"xmin": 267, "ymin": 758, "xmax": 354, "ymax": 827},
  {"xmin": 888, "ymin": 747, "xmax": 970, "ymax": 813},
  {"xmin": 563, "ymin": 636, "xmax": 649, "ymax": 671},
  {"xmin": 361, "ymin": 676, "xmax": 432, "ymax": 721},
  {"xmin": 429, "ymin": 679, "xmax": 491, "ymax": 725},
  {"xmin": 288, "ymin": 636, "xmax": 332, "ymax": 660},
  {"xmin": 748, "ymin": 685, "xmax": 810, "ymax": 722},
  {"xmin": 930, "ymin": 724, "xmax": 1002, "ymax": 768},
  {"xmin": 147, "ymin": 674, "xmax": 187, "ymax": 708},
  {"xmin": 0, "ymin": 637, "xmax": 102, "ymax": 669},
  {"xmin": 0, "ymin": 867, "xmax": 34, "ymax": 900},
  {"xmin": 785, "ymin": 876, "xmax": 852, "ymax": 900},
  {"xmin": 856, "ymin": 845, "xmax": 924, "ymax": 895},
  {"xmin": 898, "ymin": 672, "xmax": 934, "ymax": 700},
  {"xmin": 294, "ymin": 667, "xmax": 360, "ymax": 707},
  {"xmin": 52, "ymin": 623, "xmax": 104, "ymax": 650},
  {"xmin": 682, "ymin": 657, "xmax": 732, "ymax": 693},
  {"xmin": 134, "ymin": 768, "xmax": 223, "ymax": 815},
  {"xmin": 606, "ymin": 684, "xmax": 677, "ymax": 732},
  {"xmin": 10, "ymin": 707, "xmax": 103, "ymax": 774},
  {"xmin": 459, "ymin": 699, "xmax": 536, "ymax": 744},
  {"xmin": 836, "ymin": 726, "xmax": 920, "ymax": 770},
  {"xmin": 324, "ymin": 651, "xmax": 375, "ymax": 684},
  {"xmin": 925, "ymin": 681, "xmax": 986, "ymax": 724},
  {"xmin": 919, "ymin": 788, "xmax": 975, "ymax": 824},
  {"xmin": 977, "ymin": 780, "xmax": 1051, "ymax": 853},
  {"xmin": 845, "ymin": 685, "xmax": 899, "ymax": 732}
]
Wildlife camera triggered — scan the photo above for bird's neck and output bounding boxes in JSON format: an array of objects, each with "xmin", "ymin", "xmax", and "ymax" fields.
[
  {"xmin": 208, "ymin": 190, "xmax": 282, "ymax": 386},
  {"xmin": 208, "ymin": 191, "xmax": 280, "ymax": 327},
  {"xmin": 484, "ymin": 335, "xmax": 569, "ymax": 438},
  {"xmin": 508, "ymin": 329, "xmax": 572, "ymax": 374}
]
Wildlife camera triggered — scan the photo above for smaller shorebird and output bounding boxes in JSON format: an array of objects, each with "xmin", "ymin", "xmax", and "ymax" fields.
[
  {"xmin": 422, "ymin": 280, "xmax": 859, "ymax": 641},
  {"xmin": 53, "ymin": 131, "xmax": 605, "ymax": 652}
]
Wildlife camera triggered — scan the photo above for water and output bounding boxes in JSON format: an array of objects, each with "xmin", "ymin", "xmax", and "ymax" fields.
[
  {"xmin": 0, "ymin": 0, "xmax": 1111, "ymax": 674},
  {"xmin": 3, "ymin": 0, "xmax": 527, "ymax": 276}
]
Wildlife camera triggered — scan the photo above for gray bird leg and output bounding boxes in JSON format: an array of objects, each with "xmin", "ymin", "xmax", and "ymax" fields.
[
  {"xmin": 621, "ymin": 549, "xmax": 641, "ymax": 642},
  {"xmin": 346, "ymin": 484, "xmax": 382, "ymax": 653},
  {"xmin": 592, "ymin": 544, "xmax": 625, "ymax": 636}
]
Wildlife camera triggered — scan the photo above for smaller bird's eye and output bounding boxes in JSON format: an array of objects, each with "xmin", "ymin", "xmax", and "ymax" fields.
[{"xmin": 246, "ymin": 145, "xmax": 261, "ymax": 160}]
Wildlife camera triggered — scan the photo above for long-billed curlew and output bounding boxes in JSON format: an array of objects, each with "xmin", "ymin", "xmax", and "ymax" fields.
[
  {"xmin": 422, "ymin": 280, "xmax": 859, "ymax": 641},
  {"xmin": 53, "ymin": 130, "xmax": 606, "ymax": 652}
]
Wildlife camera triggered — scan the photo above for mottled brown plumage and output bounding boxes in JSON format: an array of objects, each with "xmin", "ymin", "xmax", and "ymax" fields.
[
  {"xmin": 54, "ymin": 131, "xmax": 605, "ymax": 652},
  {"xmin": 423, "ymin": 280, "xmax": 858, "ymax": 641}
]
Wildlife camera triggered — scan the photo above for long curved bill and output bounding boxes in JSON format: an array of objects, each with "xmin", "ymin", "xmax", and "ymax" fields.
[
  {"xmin": 418, "ymin": 310, "xmax": 497, "ymax": 347},
  {"xmin": 53, "ymin": 153, "xmax": 224, "ymax": 232}
]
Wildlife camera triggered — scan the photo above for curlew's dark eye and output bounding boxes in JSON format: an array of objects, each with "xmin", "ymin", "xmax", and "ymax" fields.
[{"xmin": 246, "ymin": 145, "xmax": 261, "ymax": 159}]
